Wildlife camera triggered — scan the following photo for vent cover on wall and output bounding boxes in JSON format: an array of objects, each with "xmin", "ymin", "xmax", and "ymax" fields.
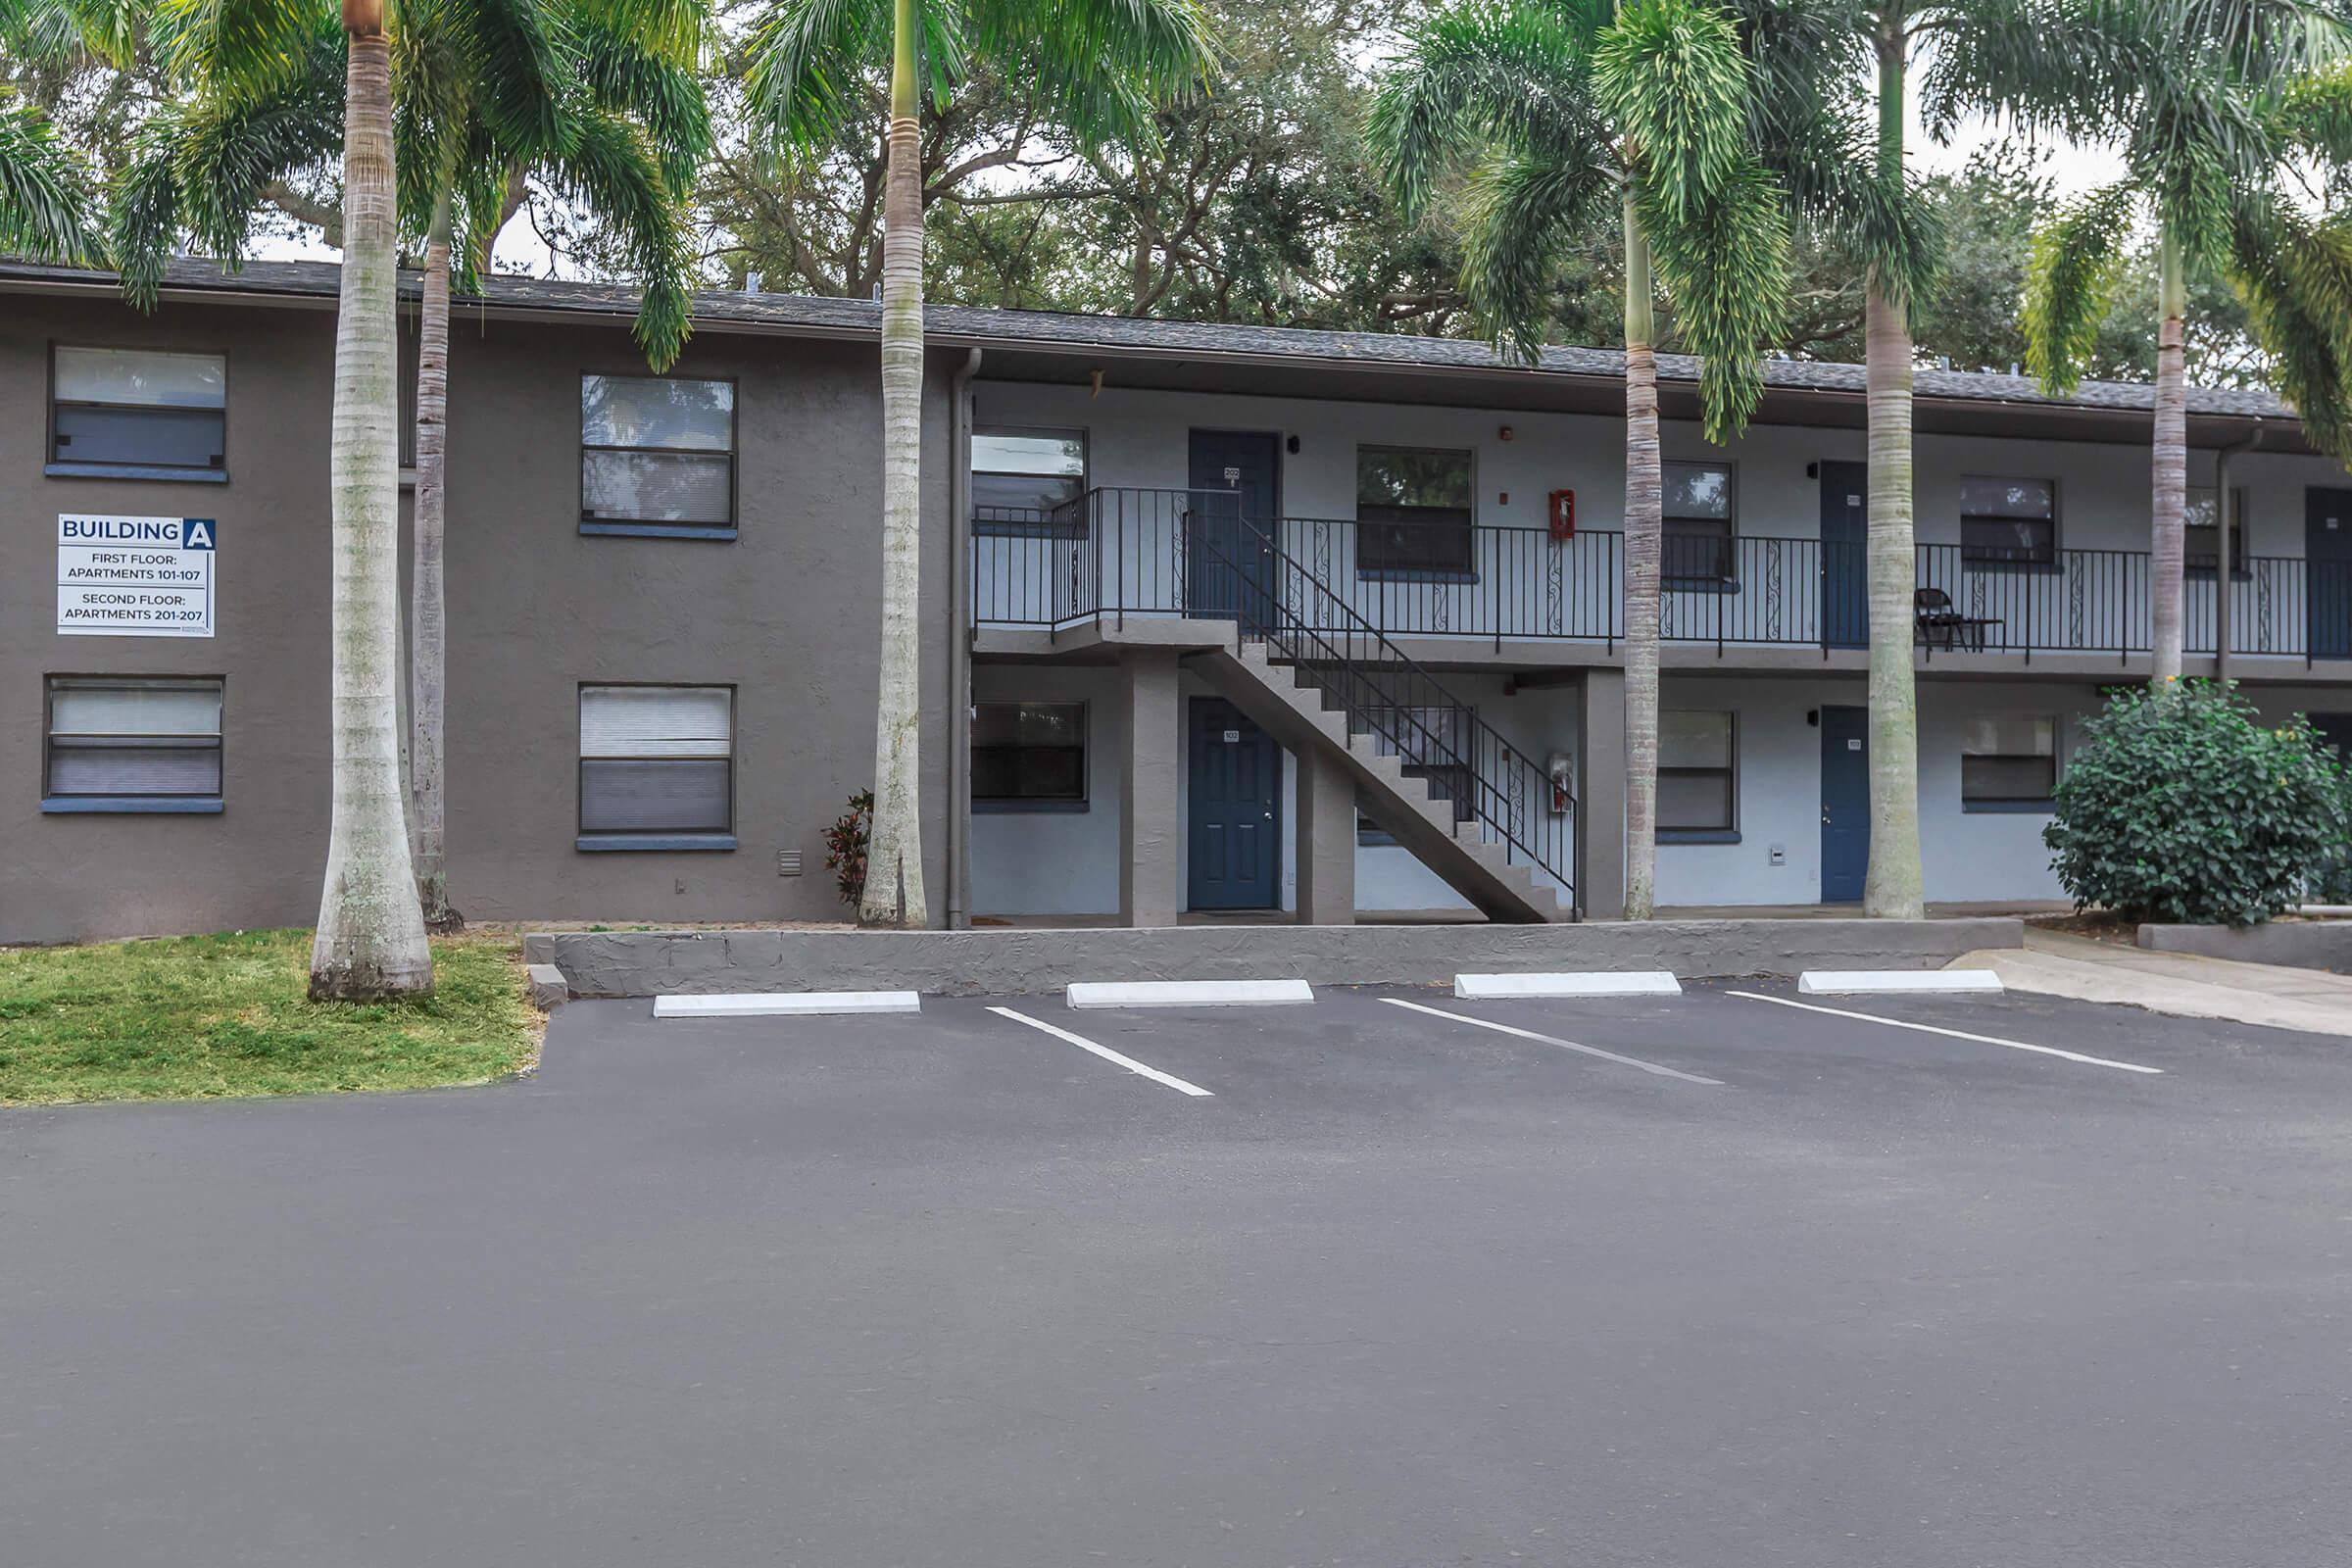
[{"xmin": 777, "ymin": 850, "xmax": 804, "ymax": 877}]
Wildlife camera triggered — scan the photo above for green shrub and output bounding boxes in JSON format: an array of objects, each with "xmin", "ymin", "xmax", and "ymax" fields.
[{"xmin": 2044, "ymin": 682, "xmax": 2348, "ymax": 926}]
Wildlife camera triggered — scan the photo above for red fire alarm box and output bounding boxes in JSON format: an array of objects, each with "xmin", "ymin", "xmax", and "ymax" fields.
[{"xmin": 1547, "ymin": 488, "xmax": 1576, "ymax": 540}]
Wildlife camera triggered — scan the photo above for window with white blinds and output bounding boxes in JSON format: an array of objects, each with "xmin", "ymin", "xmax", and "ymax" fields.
[
  {"xmin": 581, "ymin": 375, "xmax": 736, "ymax": 530},
  {"xmin": 45, "ymin": 676, "xmax": 223, "ymax": 799},
  {"xmin": 578, "ymin": 684, "xmax": 733, "ymax": 838},
  {"xmin": 51, "ymin": 346, "xmax": 227, "ymax": 474}
]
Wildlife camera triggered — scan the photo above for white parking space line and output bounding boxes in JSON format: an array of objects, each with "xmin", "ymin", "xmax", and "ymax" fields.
[
  {"xmin": 1725, "ymin": 991, "xmax": 2164, "ymax": 1075},
  {"xmin": 1381, "ymin": 998, "xmax": 1724, "ymax": 1086},
  {"xmin": 987, "ymin": 1006, "xmax": 1215, "ymax": 1098}
]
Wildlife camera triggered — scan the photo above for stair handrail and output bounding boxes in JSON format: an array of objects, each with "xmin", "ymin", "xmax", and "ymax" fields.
[{"xmin": 1186, "ymin": 504, "xmax": 1573, "ymax": 897}]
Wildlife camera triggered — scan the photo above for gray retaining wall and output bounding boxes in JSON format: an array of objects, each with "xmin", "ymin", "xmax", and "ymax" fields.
[
  {"xmin": 525, "ymin": 917, "xmax": 2024, "ymax": 1000},
  {"xmin": 2137, "ymin": 920, "xmax": 2352, "ymax": 973}
]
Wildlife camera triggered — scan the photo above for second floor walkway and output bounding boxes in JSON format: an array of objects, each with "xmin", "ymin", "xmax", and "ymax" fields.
[{"xmin": 973, "ymin": 487, "xmax": 2352, "ymax": 668}]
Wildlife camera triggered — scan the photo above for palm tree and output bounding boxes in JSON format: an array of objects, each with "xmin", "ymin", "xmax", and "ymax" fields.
[
  {"xmin": 743, "ymin": 0, "xmax": 1214, "ymax": 928},
  {"xmin": 116, "ymin": 0, "xmax": 710, "ymax": 934},
  {"xmin": 137, "ymin": 0, "xmax": 428, "ymax": 997},
  {"xmin": 1739, "ymin": 0, "xmax": 2100, "ymax": 917},
  {"xmin": 1371, "ymin": 0, "xmax": 1789, "ymax": 919},
  {"xmin": 2006, "ymin": 0, "xmax": 2352, "ymax": 684},
  {"xmin": 0, "ymin": 0, "xmax": 116, "ymax": 262}
]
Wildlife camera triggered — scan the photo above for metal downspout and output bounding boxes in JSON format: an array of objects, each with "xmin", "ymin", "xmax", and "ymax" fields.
[{"xmin": 947, "ymin": 348, "xmax": 983, "ymax": 929}]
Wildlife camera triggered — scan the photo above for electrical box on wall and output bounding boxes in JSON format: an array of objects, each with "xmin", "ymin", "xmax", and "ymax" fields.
[{"xmin": 1769, "ymin": 844, "xmax": 1787, "ymax": 866}]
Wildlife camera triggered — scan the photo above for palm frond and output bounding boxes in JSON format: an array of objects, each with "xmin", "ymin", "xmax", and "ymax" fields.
[
  {"xmin": 542, "ymin": 105, "xmax": 694, "ymax": 368},
  {"xmin": 1367, "ymin": 0, "xmax": 1611, "ymax": 220},
  {"xmin": 969, "ymin": 0, "xmax": 1215, "ymax": 149},
  {"xmin": 461, "ymin": 0, "xmax": 572, "ymax": 161},
  {"xmin": 2230, "ymin": 196, "xmax": 2352, "ymax": 459},
  {"xmin": 2020, "ymin": 179, "xmax": 2137, "ymax": 394},
  {"xmin": 1593, "ymin": 0, "xmax": 1752, "ymax": 226},
  {"xmin": 107, "ymin": 122, "xmax": 183, "ymax": 305},
  {"xmin": 0, "ymin": 100, "xmax": 104, "ymax": 265},
  {"xmin": 2278, "ymin": 60, "xmax": 2352, "ymax": 161},
  {"xmin": 150, "ymin": 0, "xmax": 318, "ymax": 99},
  {"xmin": 571, "ymin": 12, "xmax": 710, "ymax": 191},
  {"xmin": 1637, "ymin": 153, "xmax": 1789, "ymax": 441},
  {"xmin": 742, "ymin": 0, "xmax": 892, "ymax": 154},
  {"xmin": 1454, "ymin": 144, "xmax": 1616, "ymax": 362}
]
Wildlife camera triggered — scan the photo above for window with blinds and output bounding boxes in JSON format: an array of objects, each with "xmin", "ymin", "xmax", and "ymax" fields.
[
  {"xmin": 578, "ymin": 685, "xmax": 734, "ymax": 843},
  {"xmin": 1658, "ymin": 710, "xmax": 1736, "ymax": 834},
  {"xmin": 1960, "ymin": 714, "xmax": 2056, "ymax": 808},
  {"xmin": 1960, "ymin": 476, "xmax": 2057, "ymax": 565},
  {"xmin": 580, "ymin": 374, "xmax": 737, "ymax": 532},
  {"xmin": 51, "ymin": 346, "xmax": 226, "ymax": 477},
  {"xmin": 44, "ymin": 676, "xmax": 223, "ymax": 805},
  {"xmin": 1662, "ymin": 461, "xmax": 1735, "ymax": 581}
]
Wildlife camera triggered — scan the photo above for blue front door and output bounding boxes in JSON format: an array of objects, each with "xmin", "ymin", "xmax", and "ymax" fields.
[
  {"xmin": 1187, "ymin": 429, "xmax": 1280, "ymax": 630},
  {"xmin": 1820, "ymin": 705, "xmax": 1870, "ymax": 904},
  {"xmin": 2308, "ymin": 488, "xmax": 2352, "ymax": 660},
  {"xmin": 1820, "ymin": 462, "xmax": 1868, "ymax": 649},
  {"xmin": 1188, "ymin": 697, "xmax": 1280, "ymax": 909}
]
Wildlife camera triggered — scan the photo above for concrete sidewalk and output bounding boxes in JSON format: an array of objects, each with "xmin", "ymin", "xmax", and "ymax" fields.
[{"xmin": 1952, "ymin": 927, "xmax": 2352, "ymax": 1039}]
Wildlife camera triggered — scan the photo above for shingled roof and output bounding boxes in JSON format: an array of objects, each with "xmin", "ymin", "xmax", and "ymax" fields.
[{"xmin": 0, "ymin": 254, "xmax": 2300, "ymax": 422}]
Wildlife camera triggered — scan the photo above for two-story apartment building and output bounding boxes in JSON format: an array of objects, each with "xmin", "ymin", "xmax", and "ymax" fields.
[{"xmin": 7, "ymin": 257, "xmax": 2350, "ymax": 944}]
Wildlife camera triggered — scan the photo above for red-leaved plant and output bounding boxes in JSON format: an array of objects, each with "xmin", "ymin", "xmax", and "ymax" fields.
[{"xmin": 823, "ymin": 790, "xmax": 874, "ymax": 908}]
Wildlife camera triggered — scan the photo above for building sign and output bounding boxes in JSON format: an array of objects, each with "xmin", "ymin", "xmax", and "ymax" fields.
[{"xmin": 57, "ymin": 514, "xmax": 217, "ymax": 638}]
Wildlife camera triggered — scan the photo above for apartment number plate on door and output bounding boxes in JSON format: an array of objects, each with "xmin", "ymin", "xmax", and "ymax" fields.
[
  {"xmin": 1848, "ymin": 738, "xmax": 1863, "ymax": 751},
  {"xmin": 1223, "ymin": 729, "xmax": 1242, "ymax": 743}
]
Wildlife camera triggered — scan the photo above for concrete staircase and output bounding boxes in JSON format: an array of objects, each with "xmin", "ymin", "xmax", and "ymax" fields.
[{"xmin": 1192, "ymin": 639, "xmax": 1572, "ymax": 923}]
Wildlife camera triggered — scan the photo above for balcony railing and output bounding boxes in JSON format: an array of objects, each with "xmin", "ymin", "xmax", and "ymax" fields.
[{"xmin": 971, "ymin": 487, "xmax": 2352, "ymax": 662}]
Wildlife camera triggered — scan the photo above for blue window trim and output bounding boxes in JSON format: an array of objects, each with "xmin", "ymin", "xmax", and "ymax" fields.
[
  {"xmin": 580, "ymin": 520, "xmax": 738, "ymax": 542},
  {"xmin": 1657, "ymin": 828, "xmax": 1740, "ymax": 844},
  {"xmin": 46, "ymin": 462, "xmax": 227, "ymax": 484},
  {"xmin": 973, "ymin": 798, "xmax": 1090, "ymax": 814},
  {"xmin": 575, "ymin": 832, "xmax": 738, "ymax": 852},
  {"xmin": 43, "ymin": 795, "xmax": 223, "ymax": 814},
  {"xmin": 1961, "ymin": 799, "xmax": 2054, "ymax": 814}
]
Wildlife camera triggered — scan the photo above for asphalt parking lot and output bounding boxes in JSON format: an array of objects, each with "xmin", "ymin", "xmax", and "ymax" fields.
[{"xmin": 7, "ymin": 980, "xmax": 2351, "ymax": 1568}]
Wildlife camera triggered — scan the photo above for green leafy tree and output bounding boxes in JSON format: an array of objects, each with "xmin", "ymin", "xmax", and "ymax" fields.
[
  {"xmin": 2046, "ymin": 683, "xmax": 2349, "ymax": 925},
  {"xmin": 114, "ymin": 0, "xmax": 709, "ymax": 934},
  {"xmin": 1371, "ymin": 0, "xmax": 1790, "ymax": 918},
  {"xmin": 742, "ymin": 0, "xmax": 1213, "ymax": 928},
  {"xmin": 2008, "ymin": 0, "xmax": 2352, "ymax": 684}
]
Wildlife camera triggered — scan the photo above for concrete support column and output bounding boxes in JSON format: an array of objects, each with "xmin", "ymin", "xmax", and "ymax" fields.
[
  {"xmin": 1294, "ymin": 744, "xmax": 1355, "ymax": 925},
  {"xmin": 1576, "ymin": 668, "xmax": 1628, "ymax": 920},
  {"xmin": 1119, "ymin": 653, "xmax": 1183, "ymax": 927}
]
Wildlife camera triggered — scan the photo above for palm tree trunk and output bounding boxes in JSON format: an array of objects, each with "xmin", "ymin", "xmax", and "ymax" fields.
[
  {"xmin": 412, "ymin": 189, "xmax": 460, "ymax": 931},
  {"xmin": 858, "ymin": 0, "xmax": 927, "ymax": 928},
  {"xmin": 1862, "ymin": 13, "xmax": 1923, "ymax": 920},
  {"xmin": 1621, "ymin": 191, "xmax": 1660, "ymax": 921},
  {"xmin": 2150, "ymin": 226, "xmax": 2186, "ymax": 687},
  {"xmin": 311, "ymin": 13, "xmax": 433, "ymax": 998}
]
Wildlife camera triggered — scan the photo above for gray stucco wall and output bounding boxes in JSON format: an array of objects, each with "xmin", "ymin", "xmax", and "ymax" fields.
[{"xmin": 3, "ymin": 290, "xmax": 954, "ymax": 943}]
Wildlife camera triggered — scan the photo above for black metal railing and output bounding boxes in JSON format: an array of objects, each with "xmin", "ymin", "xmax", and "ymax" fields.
[
  {"xmin": 1186, "ymin": 508, "xmax": 1573, "ymax": 908},
  {"xmin": 972, "ymin": 487, "xmax": 2352, "ymax": 664}
]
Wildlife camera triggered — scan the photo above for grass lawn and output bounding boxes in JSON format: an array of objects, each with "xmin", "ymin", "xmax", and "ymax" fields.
[{"xmin": 0, "ymin": 929, "xmax": 538, "ymax": 1105}]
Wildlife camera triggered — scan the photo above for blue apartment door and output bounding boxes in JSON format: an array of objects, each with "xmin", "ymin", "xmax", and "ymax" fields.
[
  {"xmin": 1819, "ymin": 705, "xmax": 1870, "ymax": 904},
  {"xmin": 1820, "ymin": 462, "xmax": 1869, "ymax": 649},
  {"xmin": 1188, "ymin": 697, "xmax": 1280, "ymax": 909},
  {"xmin": 2308, "ymin": 488, "xmax": 2352, "ymax": 660},
  {"xmin": 1187, "ymin": 429, "xmax": 1280, "ymax": 630}
]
